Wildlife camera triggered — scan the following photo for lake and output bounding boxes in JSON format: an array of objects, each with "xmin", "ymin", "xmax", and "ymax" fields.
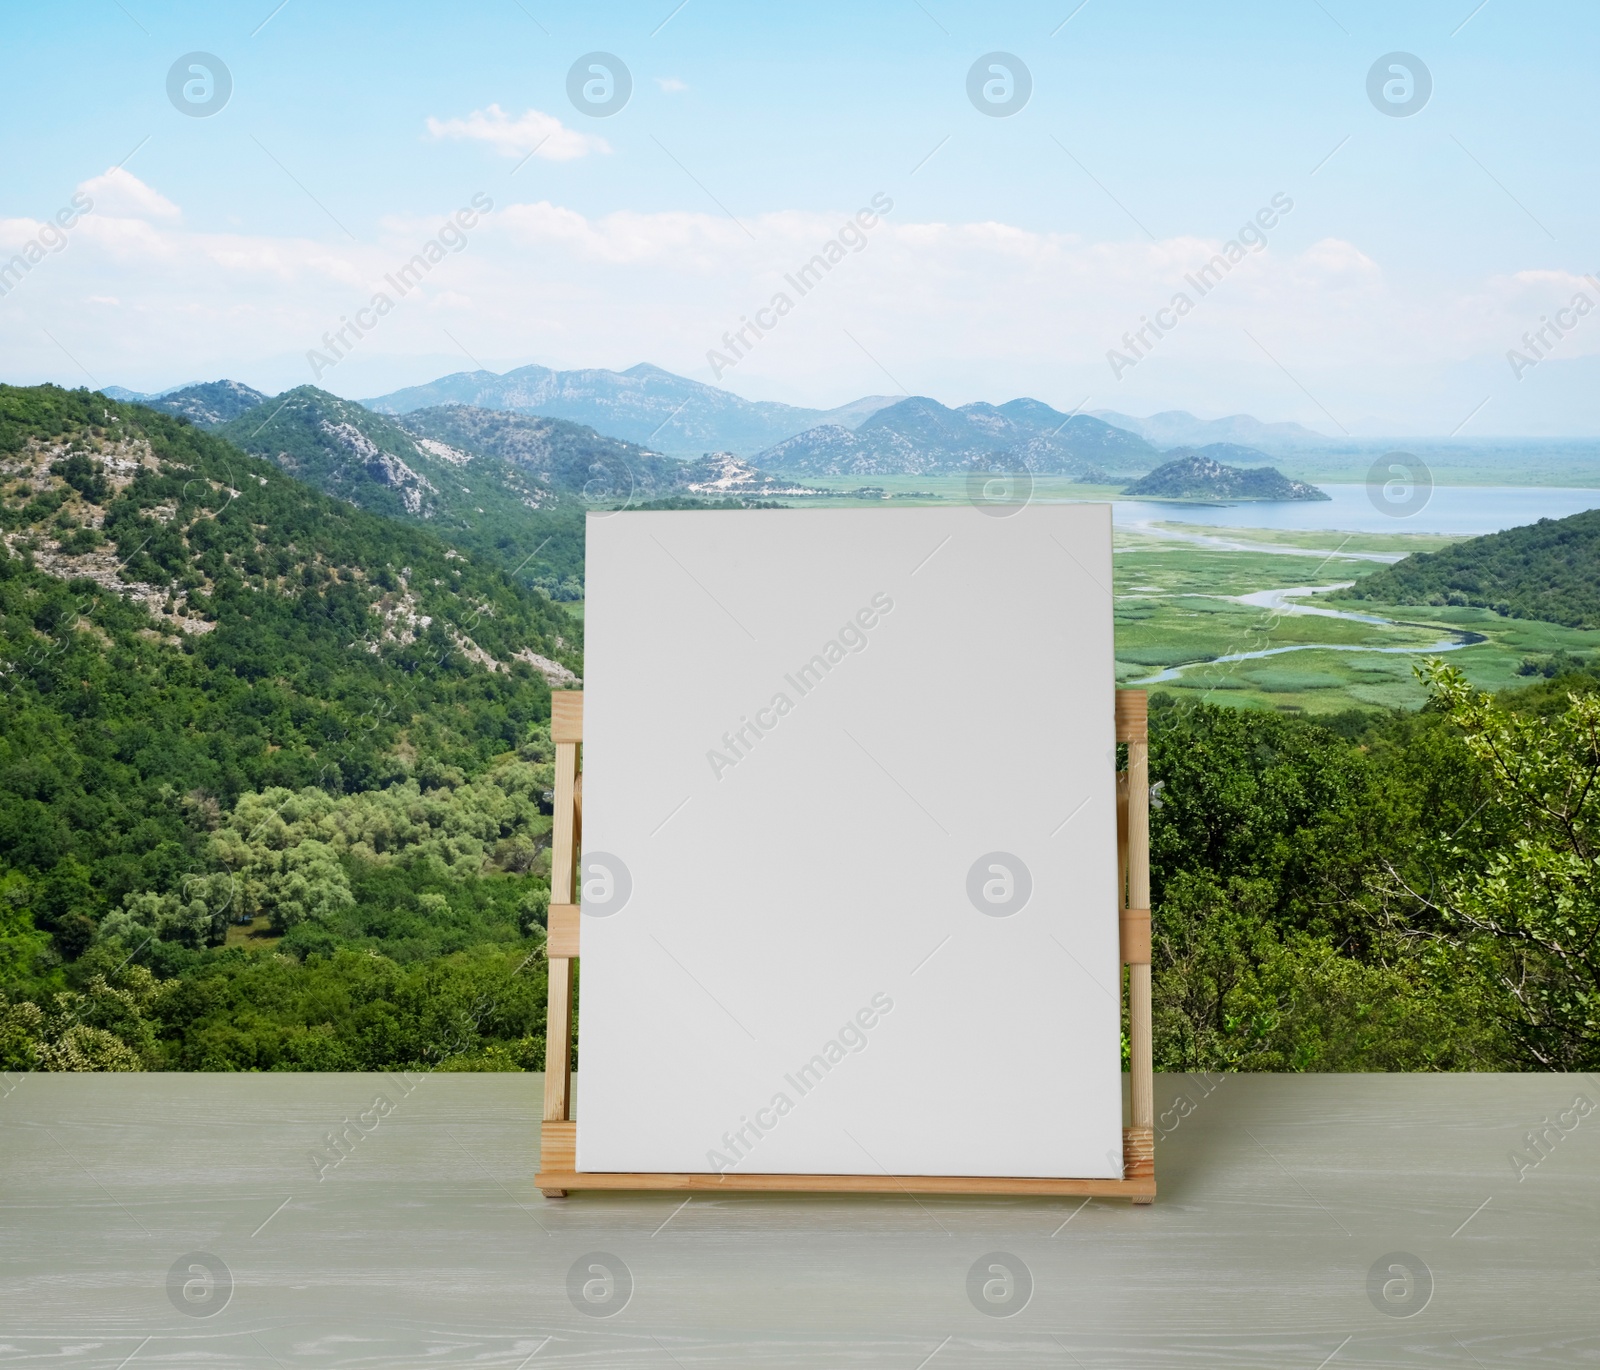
[{"xmin": 1103, "ymin": 484, "xmax": 1600, "ymax": 536}]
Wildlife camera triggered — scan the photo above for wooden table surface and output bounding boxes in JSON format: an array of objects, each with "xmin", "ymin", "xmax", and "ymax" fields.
[{"xmin": 2, "ymin": 1070, "xmax": 1595, "ymax": 1368}]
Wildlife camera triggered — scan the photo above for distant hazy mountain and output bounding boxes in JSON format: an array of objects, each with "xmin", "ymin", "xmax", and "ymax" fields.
[
  {"xmin": 364, "ymin": 363, "xmax": 898, "ymax": 456},
  {"xmin": 1092, "ymin": 409, "xmax": 1333, "ymax": 453},
  {"xmin": 756, "ymin": 395, "xmax": 1159, "ymax": 476},
  {"xmin": 1122, "ymin": 449, "xmax": 1331, "ymax": 501}
]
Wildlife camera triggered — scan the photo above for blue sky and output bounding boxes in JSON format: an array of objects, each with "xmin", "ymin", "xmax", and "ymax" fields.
[{"xmin": 1, "ymin": 0, "xmax": 1596, "ymax": 434}]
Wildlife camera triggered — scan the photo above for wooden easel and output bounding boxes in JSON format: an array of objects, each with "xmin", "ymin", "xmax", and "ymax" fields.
[{"xmin": 534, "ymin": 688, "xmax": 1155, "ymax": 1202}]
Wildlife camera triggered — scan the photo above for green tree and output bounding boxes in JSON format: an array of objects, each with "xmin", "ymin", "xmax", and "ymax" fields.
[{"xmin": 1398, "ymin": 661, "xmax": 1600, "ymax": 1068}]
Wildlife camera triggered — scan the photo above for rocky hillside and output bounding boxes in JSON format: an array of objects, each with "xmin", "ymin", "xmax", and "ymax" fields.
[
  {"xmin": 393, "ymin": 404, "xmax": 682, "ymax": 505},
  {"xmin": 1121, "ymin": 449, "xmax": 1330, "ymax": 501},
  {"xmin": 0, "ymin": 383, "xmax": 578, "ymax": 684}
]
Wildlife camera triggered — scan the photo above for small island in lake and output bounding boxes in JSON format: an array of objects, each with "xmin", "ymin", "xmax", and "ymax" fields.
[{"xmin": 1122, "ymin": 446, "xmax": 1331, "ymax": 501}]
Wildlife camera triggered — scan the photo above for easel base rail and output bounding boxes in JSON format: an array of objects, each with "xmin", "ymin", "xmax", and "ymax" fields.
[{"xmin": 533, "ymin": 1170, "xmax": 1156, "ymax": 1199}]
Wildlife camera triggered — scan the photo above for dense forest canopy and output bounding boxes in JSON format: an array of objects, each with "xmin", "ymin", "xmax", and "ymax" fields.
[
  {"xmin": 1, "ymin": 384, "xmax": 1596, "ymax": 1075},
  {"xmin": 1344, "ymin": 506, "xmax": 1600, "ymax": 628},
  {"xmin": 0, "ymin": 385, "xmax": 574, "ymax": 1068}
]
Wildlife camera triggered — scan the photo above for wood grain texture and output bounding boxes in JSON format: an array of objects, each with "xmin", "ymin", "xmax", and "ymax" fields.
[
  {"xmin": 4, "ymin": 1072, "xmax": 1595, "ymax": 1367},
  {"xmin": 1117, "ymin": 769, "xmax": 1129, "ymax": 902},
  {"xmin": 546, "ymin": 902, "xmax": 580, "ymax": 959},
  {"xmin": 551, "ymin": 741, "xmax": 578, "ymax": 906},
  {"xmin": 1120, "ymin": 907, "xmax": 1151, "ymax": 966},
  {"xmin": 542, "ymin": 734, "xmax": 580, "ymax": 1128},
  {"xmin": 1123, "ymin": 1125, "xmax": 1155, "ymax": 1178},
  {"xmin": 1126, "ymin": 726, "xmax": 1154, "ymax": 1135},
  {"xmin": 550, "ymin": 688, "xmax": 584, "ymax": 744},
  {"xmin": 1115, "ymin": 688, "xmax": 1148, "ymax": 741},
  {"xmin": 539, "ymin": 1119, "xmax": 576, "ymax": 1169},
  {"xmin": 529, "ymin": 1169, "xmax": 1156, "ymax": 1198},
  {"xmin": 541, "ymin": 958, "xmax": 573, "ymax": 1125}
]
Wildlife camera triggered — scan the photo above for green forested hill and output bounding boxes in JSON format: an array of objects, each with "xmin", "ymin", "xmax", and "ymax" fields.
[
  {"xmin": 212, "ymin": 387, "xmax": 584, "ymax": 588},
  {"xmin": 0, "ymin": 384, "xmax": 574, "ymax": 1067},
  {"xmin": 1344, "ymin": 507, "xmax": 1600, "ymax": 627},
  {"xmin": 214, "ymin": 389, "xmax": 710, "ymax": 600},
  {"xmin": 4, "ymin": 381, "xmax": 1597, "ymax": 1077}
]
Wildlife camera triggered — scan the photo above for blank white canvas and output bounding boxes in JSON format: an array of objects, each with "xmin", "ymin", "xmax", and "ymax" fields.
[{"xmin": 575, "ymin": 504, "xmax": 1122, "ymax": 1178}]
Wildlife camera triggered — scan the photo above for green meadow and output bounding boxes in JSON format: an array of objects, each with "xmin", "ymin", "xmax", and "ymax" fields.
[
  {"xmin": 1109, "ymin": 523, "xmax": 1600, "ymax": 713},
  {"xmin": 760, "ymin": 487, "xmax": 1600, "ymax": 713}
]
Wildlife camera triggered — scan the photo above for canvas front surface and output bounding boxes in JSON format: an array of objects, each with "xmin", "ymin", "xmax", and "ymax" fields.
[{"xmin": 575, "ymin": 504, "xmax": 1122, "ymax": 1178}]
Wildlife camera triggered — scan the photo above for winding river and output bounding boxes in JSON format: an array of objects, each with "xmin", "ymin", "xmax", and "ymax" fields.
[{"xmin": 1128, "ymin": 583, "xmax": 1484, "ymax": 685}]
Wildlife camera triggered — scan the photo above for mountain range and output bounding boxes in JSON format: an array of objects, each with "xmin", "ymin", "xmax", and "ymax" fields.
[
  {"xmin": 1090, "ymin": 409, "xmax": 1332, "ymax": 453},
  {"xmin": 97, "ymin": 367, "xmax": 1354, "ymax": 575},
  {"xmin": 363, "ymin": 363, "xmax": 898, "ymax": 457},
  {"xmin": 107, "ymin": 365, "xmax": 1345, "ymax": 478},
  {"xmin": 205, "ymin": 389, "xmax": 816, "ymax": 598},
  {"xmin": 755, "ymin": 396, "xmax": 1158, "ymax": 477}
]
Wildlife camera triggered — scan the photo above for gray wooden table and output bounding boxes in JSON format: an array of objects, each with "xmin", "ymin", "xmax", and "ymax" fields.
[{"xmin": 2, "ymin": 1071, "xmax": 1595, "ymax": 1367}]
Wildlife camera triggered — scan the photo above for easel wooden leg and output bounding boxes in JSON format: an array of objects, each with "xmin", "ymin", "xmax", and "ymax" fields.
[
  {"xmin": 540, "ymin": 692, "xmax": 583, "ymax": 1198},
  {"xmin": 1117, "ymin": 691, "xmax": 1156, "ymax": 1203}
]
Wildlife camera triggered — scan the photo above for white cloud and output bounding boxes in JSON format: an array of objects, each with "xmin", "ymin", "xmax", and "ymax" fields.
[
  {"xmin": 76, "ymin": 167, "xmax": 181, "ymax": 221},
  {"xmin": 425, "ymin": 105, "xmax": 608, "ymax": 161},
  {"xmin": 1, "ymin": 189, "xmax": 1593, "ymax": 430},
  {"xmin": 655, "ymin": 77, "xmax": 688, "ymax": 93}
]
